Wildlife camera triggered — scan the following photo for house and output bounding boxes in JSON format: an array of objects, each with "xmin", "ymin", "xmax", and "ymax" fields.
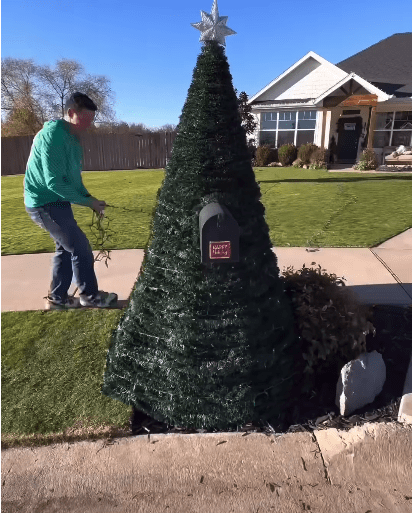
[{"xmin": 247, "ymin": 33, "xmax": 412, "ymax": 165}]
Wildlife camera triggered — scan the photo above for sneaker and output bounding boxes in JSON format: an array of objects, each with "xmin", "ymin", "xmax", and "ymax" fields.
[
  {"xmin": 43, "ymin": 294, "xmax": 81, "ymax": 310},
  {"xmin": 79, "ymin": 290, "xmax": 118, "ymax": 308}
]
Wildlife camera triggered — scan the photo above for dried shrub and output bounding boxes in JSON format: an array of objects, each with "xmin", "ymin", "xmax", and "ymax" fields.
[
  {"xmin": 280, "ymin": 263, "xmax": 376, "ymax": 397},
  {"xmin": 292, "ymin": 158, "xmax": 304, "ymax": 168},
  {"xmin": 309, "ymin": 148, "xmax": 328, "ymax": 170},
  {"xmin": 353, "ymin": 148, "xmax": 379, "ymax": 171},
  {"xmin": 298, "ymin": 143, "xmax": 318, "ymax": 165},
  {"xmin": 255, "ymin": 145, "xmax": 278, "ymax": 167}
]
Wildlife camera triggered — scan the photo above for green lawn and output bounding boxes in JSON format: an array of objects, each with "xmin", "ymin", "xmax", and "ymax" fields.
[
  {"xmin": 2, "ymin": 167, "xmax": 412, "ymax": 450},
  {"xmin": 2, "ymin": 168, "xmax": 412, "ymax": 255}
]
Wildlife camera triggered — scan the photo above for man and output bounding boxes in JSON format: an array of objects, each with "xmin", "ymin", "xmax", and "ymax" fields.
[{"xmin": 24, "ymin": 92, "xmax": 118, "ymax": 310}]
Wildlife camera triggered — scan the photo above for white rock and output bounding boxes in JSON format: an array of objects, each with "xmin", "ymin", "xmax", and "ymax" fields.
[
  {"xmin": 335, "ymin": 351, "xmax": 386, "ymax": 416},
  {"xmin": 398, "ymin": 393, "xmax": 412, "ymax": 424}
]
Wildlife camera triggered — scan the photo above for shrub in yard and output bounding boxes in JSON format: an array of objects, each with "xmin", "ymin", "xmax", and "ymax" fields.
[
  {"xmin": 255, "ymin": 144, "xmax": 278, "ymax": 166},
  {"xmin": 309, "ymin": 148, "xmax": 328, "ymax": 170},
  {"xmin": 278, "ymin": 143, "xmax": 297, "ymax": 166},
  {"xmin": 280, "ymin": 263, "xmax": 376, "ymax": 398},
  {"xmin": 298, "ymin": 143, "xmax": 318, "ymax": 165},
  {"xmin": 292, "ymin": 158, "xmax": 304, "ymax": 168},
  {"xmin": 353, "ymin": 148, "xmax": 379, "ymax": 171}
]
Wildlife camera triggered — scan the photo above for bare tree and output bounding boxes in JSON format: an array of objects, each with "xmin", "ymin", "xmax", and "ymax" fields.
[
  {"xmin": 158, "ymin": 123, "xmax": 178, "ymax": 133},
  {"xmin": 128, "ymin": 122, "xmax": 153, "ymax": 134},
  {"xmin": 89, "ymin": 120, "xmax": 178, "ymax": 136},
  {"xmin": 1, "ymin": 58, "xmax": 48, "ymax": 127},
  {"xmin": 1, "ymin": 57, "xmax": 118, "ymax": 135},
  {"xmin": 2, "ymin": 57, "xmax": 178, "ymax": 137},
  {"xmin": 32, "ymin": 59, "xmax": 118, "ymax": 124}
]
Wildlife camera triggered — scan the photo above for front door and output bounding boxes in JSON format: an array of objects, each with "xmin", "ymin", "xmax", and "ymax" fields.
[{"xmin": 336, "ymin": 117, "xmax": 362, "ymax": 163}]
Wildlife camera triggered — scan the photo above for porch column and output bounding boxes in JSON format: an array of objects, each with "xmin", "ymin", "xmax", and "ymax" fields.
[
  {"xmin": 319, "ymin": 109, "xmax": 328, "ymax": 150},
  {"xmin": 367, "ymin": 107, "xmax": 377, "ymax": 149}
]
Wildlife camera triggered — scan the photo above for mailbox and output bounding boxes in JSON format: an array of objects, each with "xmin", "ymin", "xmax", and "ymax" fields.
[{"xmin": 199, "ymin": 202, "xmax": 240, "ymax": 264}]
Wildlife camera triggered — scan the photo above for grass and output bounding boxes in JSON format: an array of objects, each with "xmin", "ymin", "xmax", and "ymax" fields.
[
  {"xmin": 2, "ymin": 167, "xmax": 412, "ymax": 450},
  {"xmin": 2, "ymin": 168, "xmax": 412, "ymax": 255}
]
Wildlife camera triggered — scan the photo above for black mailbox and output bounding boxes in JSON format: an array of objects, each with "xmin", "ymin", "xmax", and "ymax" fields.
[{"xmin": 199, "ymin": 202, "xmax": 240, "ymax": 264}]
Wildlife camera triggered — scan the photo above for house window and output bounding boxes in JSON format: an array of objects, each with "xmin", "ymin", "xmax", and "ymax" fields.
[
  {"xmin": 277, "ymin": 131, "xmax": 295, "ymax": 147},
  {"xmin": 373, "ymin": 111, "xmax": 412, "ymax": 147},
  {"xmin": 279, "ymin": 111, "xmax": 296, "ymax": 130},
  {"xmin": 296, "ymin": 131, "xmax": 316, "ymax": 146},
  {"xmin": 297, "ymin": 110, "xmax": 316, "ymax": 129},
  {"xmin": 260, "ymin": 131, "xmax": 277, "ymax": 146},
  {"xmin": 260, "ymin": 110, "xmax": 317, "ymax": 147}
]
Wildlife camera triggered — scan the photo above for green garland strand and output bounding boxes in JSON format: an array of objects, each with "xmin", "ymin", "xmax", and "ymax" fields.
[{"xmin": 70, "ymin": 204, "xmax": 131, "ymax": 297}]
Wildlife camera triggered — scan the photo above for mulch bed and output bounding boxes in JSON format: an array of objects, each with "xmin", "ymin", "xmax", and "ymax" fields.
[
  {"xmin": 109, "ymin": 304, "xmax": 412, "ymax": 440},
  {"xmin": 375, "ymin": 165, "xmax": 412, "ymax": 172}
]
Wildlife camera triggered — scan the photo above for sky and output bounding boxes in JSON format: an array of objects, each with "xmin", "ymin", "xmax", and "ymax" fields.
[{"xmin": 2, "ymin": 0, "xmax": 412, "ymax": 130}]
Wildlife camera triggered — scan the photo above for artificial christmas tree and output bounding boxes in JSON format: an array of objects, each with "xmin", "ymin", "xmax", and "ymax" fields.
[{"xmin": 101, "ymin": 0, "xmax": 302, "ymax": 430}]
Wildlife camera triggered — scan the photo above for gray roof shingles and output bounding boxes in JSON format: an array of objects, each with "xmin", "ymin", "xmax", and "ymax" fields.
[{"xmin": 335, "ymin": 33, "xmax": 412, "ymax": 97}]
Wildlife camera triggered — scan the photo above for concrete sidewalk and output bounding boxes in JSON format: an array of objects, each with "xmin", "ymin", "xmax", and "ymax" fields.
[
  {"xmin": 2, "ymin": 229, "xmax": 412, "ymax": 312},
  {"xmin": 2, "ymin": 423, "xmax": 412, "ymax": 513}
]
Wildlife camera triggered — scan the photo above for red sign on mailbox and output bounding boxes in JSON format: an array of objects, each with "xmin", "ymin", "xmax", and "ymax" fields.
[
  {"xmin": 210, "ymin": 241, "xmax": 231, "ymax": 259},
  {"xmin": 199, "ymin": 202, "xmax": 239, "ymax": 264}
]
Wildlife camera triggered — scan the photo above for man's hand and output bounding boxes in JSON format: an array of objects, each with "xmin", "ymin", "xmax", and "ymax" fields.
[{"xmin": 91, "ymin": 199, "xmax": 106, "ymax": 215}]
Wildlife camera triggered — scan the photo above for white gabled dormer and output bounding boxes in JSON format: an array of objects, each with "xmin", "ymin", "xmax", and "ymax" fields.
[
  {"xmin": 248, "ymin": 51, "xmax": 348, "ymax": 106},
  {"xmin": 314, "ymin": 72, "xmax": 391, "ymax": 105}
]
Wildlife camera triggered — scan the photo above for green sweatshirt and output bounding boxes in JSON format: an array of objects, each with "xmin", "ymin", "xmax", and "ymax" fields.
[{"xmin": 24, "ymin": 119, "xmax": 95, "ymax": 208}]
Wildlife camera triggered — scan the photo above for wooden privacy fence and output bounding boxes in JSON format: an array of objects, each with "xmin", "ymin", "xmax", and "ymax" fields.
[
  {"xmin": 1, "ymin": 131, "xmax": 178, "ymax": 176},
  {"xmin": 1, "ymin": 135, "xmax": 35, "ymax": 177}
]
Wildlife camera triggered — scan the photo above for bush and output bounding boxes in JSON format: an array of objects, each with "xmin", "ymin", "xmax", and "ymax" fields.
[
  {"xmin": 298, "ymin": 143, "xmax": 318, "ymax": 165},
  {"xmin": 280, "ymin": 263, "xmax": 376, "ymax": 397},
  {"xmin": 292, "ymin": 158, "xmax": 304, "ymax": 168},
  {"xmin": 255, "ymin": 145, "xmax": 278, "ymax": 167},
  {"xmin": 353, "ymin": 148, "xmax": 379, "ymax": 171},
  {"xmin": 309, "ymin": 148, "xmax": 328, "ymax": 170},
  {"xmin": 278, "ymin": 143, "xmax": 297, "ymax": 166}
]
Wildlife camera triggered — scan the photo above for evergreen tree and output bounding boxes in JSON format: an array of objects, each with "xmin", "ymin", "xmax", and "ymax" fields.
[
  {"xmin": 234, "ymin": 89, "xmax": 258, "ymax": 137},
  {"xmin": 101, "ymin": 33, "xmax": 302, "ymax": 431}
]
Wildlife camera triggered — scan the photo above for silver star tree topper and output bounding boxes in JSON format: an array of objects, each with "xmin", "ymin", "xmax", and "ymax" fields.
[{"xmin": 191, "ymin": 0, "xmax": 236, "ymax": 47}]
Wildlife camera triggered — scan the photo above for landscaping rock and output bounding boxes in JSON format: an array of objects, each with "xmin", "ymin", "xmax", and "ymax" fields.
[
  {"xmin": 398, "ymin": 393, "xmax": 412, "ymax": 424},
  {"xmin": 335, "ymin": 351, "xmax": 386, "ymax": 416}
]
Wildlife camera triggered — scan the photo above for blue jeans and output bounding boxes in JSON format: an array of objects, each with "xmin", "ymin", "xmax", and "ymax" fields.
[{"xmin": 25, "ymin": 201, "xmax": 99, "ymax": 303}]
